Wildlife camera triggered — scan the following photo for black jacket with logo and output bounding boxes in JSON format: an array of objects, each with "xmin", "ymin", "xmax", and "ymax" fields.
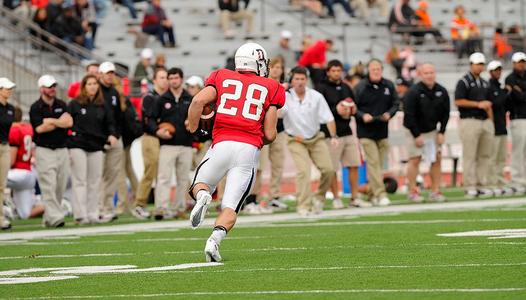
[
  {"xmin": 0, "ymin": 102, "xmax": 14, "ymax": 144},
  {"xmin": 454, "ymin": 72, "xmax": 491, "ymax": 119},
  {"xmin": 29, "ymin": 97, "xmax": 69, "ymax": 149},
  {"xmin": 403, "ymin": 82, "xmax": 450, "ymax": 137},
  {"xmin": 157, "ymin": 89, "xmax": 193, "ymax": 147},
  {"xmin": 354, "ymin": 77, "xmax": 399, "ymax": 140},
  {"xmin": 489, "ymin": 78, "xmax": 509, "ymax": 136},
  {"xmin": 142, "ymin": 90, "xmax": 161, "ymax": 136},
  {"xmin": 100, "ymin": 83, "xmax": 123, "ymax": 138},
  {"xmin": 504, "ymin": 70, "xmax": 526, "ymax": 119},
  {"xmin": 67, "ymin": 99, "xmax": 116, "ymax": 152}
]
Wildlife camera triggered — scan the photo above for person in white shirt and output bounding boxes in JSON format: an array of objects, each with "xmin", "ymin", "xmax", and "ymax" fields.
[{"xmin": 281, "ymin": 67, "xmax": 338, "ymax": 216}]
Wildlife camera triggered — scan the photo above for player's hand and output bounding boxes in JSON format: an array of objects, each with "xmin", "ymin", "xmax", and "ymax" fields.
[
  {"xmin": 363, "ymin": 113, "xmax": 374, "ymax": 123},
  {"xmin": 107, "ymin": 135, "xmax": 118, "ymax": 147},
  {"xmin": 156, "ymin": 128, "xmax": 172, "ymax": 140},
  {"xmin": 436, "ymin": 133, "xmax": 445, "ymax": 145},
  {"xmin": 415, "ymin": 135, "xmax": 424, "ymax": 148}
]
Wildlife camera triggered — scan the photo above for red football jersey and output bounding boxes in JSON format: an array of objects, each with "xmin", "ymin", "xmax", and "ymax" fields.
[
  {"xmin": 205, "ymin": 69, "xmax": 286, "ymax": 148},
  {"xmin": 8, "ymin": 123, "xmax": 33, "ymax": 170}
]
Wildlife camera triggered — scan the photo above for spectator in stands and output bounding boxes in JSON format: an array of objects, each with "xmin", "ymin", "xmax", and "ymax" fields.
[
  {"xmin": 51, "ymin": 3, "xmax": 92, "ymax": 50},
  {"xmin": 114, "ymin": 0, "xmax": 138, "ymax": 19},
  {"xmin": 354, "ymin": 59, "xmax": 399, "ymax": 206},
  {"xmin": 153, "ymin": 52, "xmax": 166, "ymax": 70},
  {"xmin": 0, "ymin": 77, "xmax": 16, "ymax": 230},
  {"xmin": 98, "ymin": 62, "xmax": 125, "ymax": 223},
  {"xmin": 507, "ymin": 25, "xmax": 525, "ymax": 53},
  {"xmin": 298, "ymin": 38, "xmax": 334, "ymax": 89},
  {"xmin": 142, "ymin": 0, "xmax": 176, "ymax": 48},
  {"xmin": 30, "ymin": 74, "xmax": 72, "ymax": 228},
  {"xmin": 68, "ymin": 62, "xmax": 99, "ymax": 99},
  {"xmin": 281, "ymin": 66, "xmax": 336, "ymax": 216},
  {"xmin": 154, "ymin": 68, "xmax": 193, "ymax": 220},
  {"xmin": 403, "ymin": 63, "xmax": 449, "ymax": 202},
  {"xmin": 487, "ymin": 60, "xmax": 514, "ymax": 196},
  {"xmin": 272, "ymin": 30, "xmax": 297, "ymax": 73},
  {"xmin": 31, "ymin": 7, "xmax": 51, "ymax": 43},
  {"xmin": 322, "ymin": 0, "xmax": 356, "ymax": 18},
  {"xmin": 455, "ymin": 52, "xmax": 494, "ymax": 198},
  {"xmin": 505, "ymin": 52, "xmax": 526, "ymax": 194},
  {"xmin": 132, "ymin": 67, "xmax": 168, "ymax": 220},
  {"xmin": 450, "ymin": 5, "xmax": 482, "ymax": 59},
  {"xmin": 386, "ymin": 45, "xmax": 416, "ymax": 81},
  {"xmin": 291, "ymin": 0, "xmax": 324, "ymax": 18},
  {"xmin": 351, "ymin": 0, "xmax": 389, "ymax": 21},
  {"xmin": 219, "ymin": 0, "xmax": 254, "ymax": 39},
  {"xmin": 494, "ymin": 27, "xmax": 513, "ymax": 59},
  {"xmin": 74, "ymin": 0, "xmax": 99, "ymax": 47},
  {"xmin": 7, "ymin": 107, "xmax": 43, "ymax": 220},
  {"xmin": 413, "ymin": 1, "xmax": 445, "ymax": 44},
  {"xmin": 32, "ymin": 0, "xmax": 50, "ymax": 9},
  {"xmin": 388, "ymin": 0, "xmax": 416, "ymax": 41},
  {"xmin": 318, "ymin": 59, "xmax": 370, "ymax": 208},
  {"xmin": 132, "ymin": 48, "xmax": 154, "ymax": 96},
  {"xmin": 14, "ymin": 0, "xmax": 36, "ymax": 20},
  {"xmin": 46, "ymin": 0, "xmax": 63, "ymax": 25},
  {"xmin": 67, "ymin": 74, "xmax": 118, "ymax": 225}
]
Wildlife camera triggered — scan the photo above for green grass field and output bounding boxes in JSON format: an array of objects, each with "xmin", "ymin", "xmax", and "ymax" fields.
[{"xmin": 1, "ymin": 199, "xmax": 525, "ymax": 299}]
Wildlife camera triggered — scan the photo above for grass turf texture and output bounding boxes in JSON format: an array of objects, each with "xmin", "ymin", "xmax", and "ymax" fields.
[{"xmin": 1, "ymin": 204, "xmax": 525, "ymax": 299}]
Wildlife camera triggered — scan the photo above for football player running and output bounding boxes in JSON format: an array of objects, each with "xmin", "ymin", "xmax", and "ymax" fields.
[{"xmin": 186, "ymin": 42, "xmax": 286, "ymax": 262}]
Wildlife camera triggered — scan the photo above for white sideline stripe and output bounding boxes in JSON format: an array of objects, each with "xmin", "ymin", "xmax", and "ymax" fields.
[
  {"xmin": 438, "ymin": 229, "xmax": 526, "ymax": 237},
  {"xmin": 1, "ymin": 198, "xmax": 525, "ymax": 241},
  {"xmin": 4, "ymin": 288, "xmax": 526, "ymax": 299},
  {"xmin": 0, "ymin": 276, "xmax": 77, "ymax": 285},
  {"xmin": 0, "ymin": 253, "xmax": 134, "ymax": 260}
]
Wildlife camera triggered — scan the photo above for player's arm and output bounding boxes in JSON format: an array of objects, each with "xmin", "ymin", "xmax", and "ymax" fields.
[
  {"xmin": 10, "ymin": 146, "xmax": 17, "ymax": 167},
  {"xmin": 263, "ymin": 106, "xmax": 278, "ymax": 145},
  {"xmin": 54, "ymin": 112, "xmax": 73, "ymax": 129},
  {"xmin": 186, "ymin": 86, "xmax": 217, "ymax": 133}
]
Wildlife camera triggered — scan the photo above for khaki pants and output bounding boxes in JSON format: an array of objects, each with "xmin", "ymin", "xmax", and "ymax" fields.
[
  {"xmin": 253, "ymin": 132, "xmax": 286, "ymax": 199},
  {"xmin": 69, "ymin": 149, "xmax": 104, "ymax": 222},
  {"xmin": 0, "ymin": 144, "xmax": 10, "ymax": 225},
  {"xmin": 287, "ymin": 132, "xmax": 335, "ymax": 211},
  {"xmin": 459, "ymin": 118, "xmax": 495, "ymax": 190},
  {"xmin": 100, "ymin": 138, "xmax": 124, "ymax": 216},
  {"xmin": 360, "ymin": 138, "xmax": 389, "ymax": 198},
  {"xmin": 220, "ymin": 9, "xmax": 254, "ymax": 34},
  {"xmin": 117, "ymin": 145, "xmax": 139, "ymax": 213},
  {"xmin": 135, "ymin": 134, "xmax": 160, "ymax": 207},
  {"xmin": 35, "ymin": 147, "xmax": 69, "ymax": 225},
  {"xmin": 510, "ymin": 119, "xmax": 526, "ymax": 187},
  {"xmin": 489, "ymin": 135, "xmax": 508, "ymax": 188},
  {"xmin": 155, "ymin": 145, "xmax": 193, "ymax": 213},
  {"xmin": 351, "ymin": 0, "xmax": 389, "ymax": 18}
]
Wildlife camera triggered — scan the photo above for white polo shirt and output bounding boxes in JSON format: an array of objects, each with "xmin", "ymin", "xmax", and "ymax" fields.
[{"xmin": 282, "ymin": 87, "xmax": 334, "ymax": 139}]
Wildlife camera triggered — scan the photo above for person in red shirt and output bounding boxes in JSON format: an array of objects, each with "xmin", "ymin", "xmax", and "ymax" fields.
[
  {"xmin": 7, "ymin": 107, "xmax": 43, "ymax": 220},
  {"xmin": 298, "ymin": 39, "xmax": 334, "ymax": 88},
  {"xmin": 186, "ymin": 42, "xmax": 285, "ymax": 262},
  {"xmin": 68, "ymin": 62, "xmax": 99, "ymax": 99}
]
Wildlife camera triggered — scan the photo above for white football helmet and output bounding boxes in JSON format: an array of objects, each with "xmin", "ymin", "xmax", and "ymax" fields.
[{"xmin": 234, "ymin": 42, "xmax": 270, "ymax": 77}]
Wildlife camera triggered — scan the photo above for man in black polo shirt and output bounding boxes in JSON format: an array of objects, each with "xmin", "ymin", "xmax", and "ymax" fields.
[
  {"xmin": 455, "ymin": 52, "xmax": 494, "ymax": 198},
  {"xmin": 403, "ymin": 63, "xmax": 450, "ymax": 203},
  {"xmin": 355, "ymin": 59, "xmax": 399, "ymax": 206},
  {"xmin": 505, "ymin": 52, "xmax": 526, "ymax": 194},
  {"xmin": 318, "ymin": 59, "xmax": 371, "ymax": 208},
  {"xmin": 154, "ymin": 67, "xmax": 193, "ymax": 220},
  {"xmin": 30, "ymin": 75, "xmax": 72, "ymax": 228},
  {"xmin": 98, "ymin": 62, "xmax": 124, "ymax": 222}
]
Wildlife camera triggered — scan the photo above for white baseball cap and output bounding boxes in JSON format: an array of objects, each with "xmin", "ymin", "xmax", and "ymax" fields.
[
  {"xmin": 38, "ymin": 74, "xmax": 57, "ymax": 87},
  {"xmin": 512, "ymin": 52, "xmax": 526, "ymax": 63},
  {"xmin": 280, "ymin": 30, "xmax": 292, "ymax": 39},
  {"xmin": 469, "ymin": 52, "xmax": 486, "ymax": 65},
  {"xmin": 140, "ymin": 48, "xmax": 153, "ymax": 60},
  {"xmin": 0, "ymin": 77, "xmax": 16, "ymax": 89},
  {"xmin": 99, "ymin": 61, "xmax": 116, "ymax": 74},
  {"xmin": 487, "ymin": 60, "xmax": 503, "ymax": 71},
  {"xmin": 185, "ymin": 75, "xmax": 204, "ymax": 88}
]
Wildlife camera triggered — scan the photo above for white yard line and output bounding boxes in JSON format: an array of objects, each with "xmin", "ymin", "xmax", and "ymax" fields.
[
  {"xmin": 1, "ymin": 199, "xmax": 525, "ymax": 241},
  {"xmin": 0, "ymin": 253, "xmax": 135, "ymax": 260},
  {"xmin": 4, "ymin": 288, "xmax": 526, "ymax": 299}
]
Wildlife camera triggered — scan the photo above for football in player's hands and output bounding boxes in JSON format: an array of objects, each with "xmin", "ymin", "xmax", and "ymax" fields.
[
  {"xmin": 201, "ymin": 104, "xmax": 215, "ymax": 120},
  {"xmin": 158, "ymin": 122, "xmax": 176, "ymax": 135}
]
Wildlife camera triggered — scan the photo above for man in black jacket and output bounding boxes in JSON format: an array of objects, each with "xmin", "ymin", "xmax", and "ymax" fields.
[
  {"xmin": 355, "ymin": 59, "xmax": 399, "ymax": 206},
  {"xmin": 317, "ymin": 60, "xmax": 371, "ymax": 208},
  {"xmin": 154, "ymin": 68, "xmax": 193, "ymax": 220},
  {"xmin": 488, "ymin": 61, "xmax": 514, "ymax": 196},
  {"xmin": 403, "ymin": 63, "xmax": 449, "ymax": 203},
  {"xmin": 98, "ymin": 62, "xmax": 124, "ymax": 222},
  {"xmin": 132, "ymin": 67, "xmax": 168, "ymax": 219},
  {"xmin": 505, "ymin": 52, "xmax": 526, "ymax": 194}
]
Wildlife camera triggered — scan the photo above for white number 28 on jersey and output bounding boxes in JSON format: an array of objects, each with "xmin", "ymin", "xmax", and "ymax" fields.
[{"xmin": 217, "ymin": 79, "xmax": 268, "ymax": 121}]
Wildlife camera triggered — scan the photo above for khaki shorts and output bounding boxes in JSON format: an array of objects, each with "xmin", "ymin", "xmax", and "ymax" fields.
[
  {"xmin": 405, "ymin": 129, "xmax": 438, "ymax": 159},
  {"xmin": 326, "ymin": 135, "xmax": 361, "ymax": 168}
]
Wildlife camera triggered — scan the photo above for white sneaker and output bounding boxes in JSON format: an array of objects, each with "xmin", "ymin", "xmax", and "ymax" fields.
[
  {"xmin": 269, "ymin": 198, "xmax": 288, "ymax": 210},
  {"xmin": 478, "ymin": 188, "xmax": 493, "ymax": 198},
  {"xmin": 1, "ymin": 218, "xmax": 11, "ymax": 230},
  {"xmin": 99, "ymin": 213, "xmax": 117, "ymax": 223},
  {"xmin": 3, "ymin": 205, "xmax": 14, "ymax": 221},
  {"xmin": 131, "ymin": 206, "xmax": 150, "ymax": 220},
  {"xmin": 297, "ymin": 208, "xmax": 311, "ymax": 217},
  {"xmin": 61, "ymin": 199, "xmax": 73, "ymax": 217},
  {"xmin": 465, "ymin": 189, "xmax": 478, "ymax": 199},
  {"xmin": 258, "ymin": 204, "xmax": 274, "ymax": 214},
  {"xmin": 312, "ymin": 200, "xmax": 324, "ymax": 214},
  {"xmin": 502, "ymin": 187, "xmax": 515, "ymax": 196},
  {"xmin": 204, "ymin": 238, "xmax": 222, "ymax": 262},
  {"xmin": 374, "ymin": 197, "xmax": 391, "ymax": 206},
  {"xmin": 190, "ymin": 190, "xmax": 212, "ymax": 229},
  {"xmin": 349, "ymin": 198, "xmax": 372, "ymax": 208},
  {"xmin": 492, "ymin": 188, "xmax": 503, "ymax": 197},
  {"xmin": 243, "ymin": 203, "xmax": 262, "ymax": 215},
  {"xmin": 332, "ymin": 198, "xmax": 345, "ymax": 209}
]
